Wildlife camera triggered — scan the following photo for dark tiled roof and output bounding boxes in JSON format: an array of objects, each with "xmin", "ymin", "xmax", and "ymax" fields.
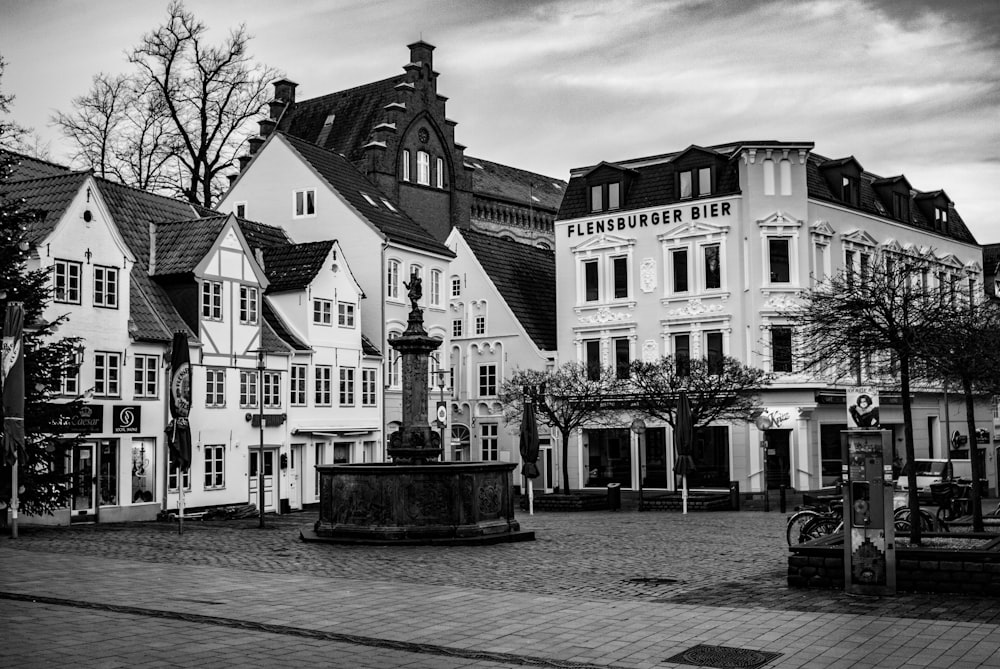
[
  {"xmin": 3, "ymin": 172, "xmax": 89, "ymax": 242},
  {"xmin": 263, "ymin": 300, "xmax": 308, "ymax": 351},
  {"xmin": 280, "ymin": 76, "xmax": 407, "ymax": 162},
  {"xmin": 281, "ymin": 133, "xmax": 454, "ymax": 258},
  {"xmin": 982, "ymin": 244, "xmax": 1000, "ymax": 274},
  {"xmin": 806, "ymin": 152, "xmax": 978, "ymax": 245},
  {"xmin": 4, "ymin": 152, "xmax": 72, "ymax": 179},
  {"xmin": 152, "ymin": 216, "xmax": 228, "ymax": 276},
  {"xmin": 262, "ymin": 240, "xmax": 334, "ymax": 292},
  {"xmin": 239, "ymin": 217, "xmax": 292, "ymax": 249},
  {"xmin": 361, "ymin": 333, "xmax": 382, "ymax": 357},
  {"xmin": 466, "ymin": 155, "xmax": 565, "ymax": 213},
  {"xmin": 128, "ymin": 270, "xmax": 193, "ymax": 342},
  {"xmin": 459, "ymin": 229, "xmax": 556, "ymax": 351}
]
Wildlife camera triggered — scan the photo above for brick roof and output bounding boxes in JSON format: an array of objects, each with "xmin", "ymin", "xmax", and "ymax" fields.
[
  {"xmin": 262, "ymin": 240, "xmax": 334, "ymax": 292},
  {"xmin": 465, "ymin": 155, "xmax": 565, "ymax": 213},
  {"xmin": 459, "ymin": 229, "xmax": 556, "ymax": 351},
  {"xmin": 280, "ymin": 133, "xmax": 453, "ymax": 258}
]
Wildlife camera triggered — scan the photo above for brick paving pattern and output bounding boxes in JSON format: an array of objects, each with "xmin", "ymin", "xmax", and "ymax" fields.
[{"xmin": 3, "ymin": 507, "xmax": 999, "ymax": 668}]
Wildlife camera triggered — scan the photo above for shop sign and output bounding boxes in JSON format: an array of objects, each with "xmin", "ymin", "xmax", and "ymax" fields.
[
  {"xmin": 49, "ymin": 403, "xmax": 104, "ymax": 433},
  {"xmin": 565, "ymin": 201, "xmax": 733, "ymax": 239},
  {"xmin": 112, "ymin": 405, "xmax": 141, "ymax": 433}
]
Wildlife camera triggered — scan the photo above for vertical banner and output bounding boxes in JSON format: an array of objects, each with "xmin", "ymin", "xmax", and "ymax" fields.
[
  {"xmin": 847, "ymin": 386, "xmax": 880, "ymax": 429},
  {"xmin": 2, "ymin": 302, "xmax": 25, "ymax": 466},
  {"xmin": 167, "ymin": 332, "xmax": 192, "ymax": 470}
]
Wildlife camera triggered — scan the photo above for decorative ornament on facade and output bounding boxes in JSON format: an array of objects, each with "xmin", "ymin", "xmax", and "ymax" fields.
[
  {"xmin": 642, "ymin": 340, "xmax": 659, "ymax": 363},
  {"xmin": 640, "ymin": 258, "xmax": 657, "ymax": 293},
  {"xmin": 666, "ymin": 298, "xmax": 722, "ymax": 318},
  {"xmin": 763, "ymin": 292, "xmax": 801, "ymax": 312},
  {"xmin": 577, "ymin": 307, "xmax": 632, "ymax": 324}
]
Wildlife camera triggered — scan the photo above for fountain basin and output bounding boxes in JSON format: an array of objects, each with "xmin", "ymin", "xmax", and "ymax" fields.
[{"xmin": 301, "ymin": 461, "xmax": 535, "ymax": 545}]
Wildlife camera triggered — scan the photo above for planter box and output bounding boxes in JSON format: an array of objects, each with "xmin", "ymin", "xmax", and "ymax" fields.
[{"xmin": 788, "ymin": 533, "xmax": 1000, "ymax": 595}]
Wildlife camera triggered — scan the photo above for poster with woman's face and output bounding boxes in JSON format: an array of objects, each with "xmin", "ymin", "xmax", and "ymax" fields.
[{"xmin": 847, "ymin": 386, "xmax": 880, "ymax": 429}]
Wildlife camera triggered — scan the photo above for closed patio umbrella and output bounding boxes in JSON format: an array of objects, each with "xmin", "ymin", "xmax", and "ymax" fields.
[
  {"xmin": 519, "ymin": 387, "xmax": 540, "ymax": 515},
  {"xmin": 674, "ymin": 390, "xmax": 696, "ymax": 515}
]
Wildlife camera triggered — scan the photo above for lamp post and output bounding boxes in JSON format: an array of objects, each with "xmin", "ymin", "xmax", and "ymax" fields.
[
  {"xmin": 755, "ymin": 412, "xmax": 773, "ymax": 512},
  {"xmin": 630, "ymin": 418, "xmax": 646, "ymax": 511},
  {"xmin": 256, "ymin": 348, "xmax": 266, "ymax": 528},
  {"xmin": 434, "ymin": 369, "xmax": 448, "ymax": 458}
]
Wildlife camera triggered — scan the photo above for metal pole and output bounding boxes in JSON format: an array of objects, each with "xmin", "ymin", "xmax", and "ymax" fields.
[{"xmin": 258, "ymin": 352, "xmax": 265, "ymax": 529}]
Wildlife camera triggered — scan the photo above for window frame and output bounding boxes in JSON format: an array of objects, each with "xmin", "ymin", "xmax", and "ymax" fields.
[
  {"xmin": 239, "ymin": 285, "xmax": 258, "ymax": 325},
  {"xmin": 474, "ymin": 315, "xmax": 486, "ymax": 336},
  {"xmin": 239, "ymin": 370, "xmax": 259, "ymax": 408},
  {"xmin": 312, "ymin": 298, "xmax": 333, "ymax": 326},
  {"xmin": 401, "ymin": 149, "xmax": 411, "ymax": 182},
  {"xmin": 337, "ymin": 301, "xmax": 356, "ymax": 328},
  {"xmin": 430, "ymin": 269, "xmax": 442, "ymax": 307},
  {"xmin": 293, "ymin": 188, "xmax": 316, "ymax": 218},
  {"xmin": 133, "ymin": 354, "xmax": 158, "ymax": 399},
  {"xmin": 205, "ymin": 368, "xmax": 226, "ymax": 407},
  {"xmin": 613, "ymin": 337, "xmax": 630, "ymax": 380},
  {"xmin": 54, "ymin": 259, "xmax": 82, "ymax": 304},
  {"xmin": 436, "ymin": 157, "xmax": 444, "ymax": 189},
  {"xmin": 93, "ymin": 264, "xmax": 119, "ymax": 309},
  {"xmin": 314, "ymin": 366, "xmax": 333, "ymax": 406},
  {"xmin": 290, "ymin": 365, "xmax": 307, "ymax": 406},
  {"xmin": 94, "ymin": 351, "xmax": 121, "ymax": 398},
  {"xmin": 480, "ymin": 423, "xmax": 499, "ymax": 461},
  {"xmin": 416, "ymin": 150, "xmax": 430, "ymax": 185},
  {"xmin": 387, "ymin": 259, "xmax": 401, "ymax": 300},
  {"xmin": 362, "ymin": 368, "xmax": 377, "ymax": 407},
  {"xmin": 477, "ymin": 363, "xmax": 498, "ymax": 397},
  {"xmin": 450, "ymin": 275, "xmax": 462, "ymax": 298},
  {"xmin": 767, "ymin": 238, "xmax": 791, "ymax": 284},
  {"xmin": 201, "ymin": 280, "xmax": 223, "ymax": 320},
  {"xmin": 339, "ymin": 367, "xmax": 355, "ymax": 406},
  {"xmin": 203, "ymin": 444, "xmax": 225, "ymax": 490},
  {"xmin": 263, "ymin": 371, "xmax": 281, "ymax": 409},
  {"xmin": 452, "ymin": 319, "xmax": 463, "ymax": 337},
  {"xmin": 771, "ymin": 326, "xmax": 793, "ymax": 373}
]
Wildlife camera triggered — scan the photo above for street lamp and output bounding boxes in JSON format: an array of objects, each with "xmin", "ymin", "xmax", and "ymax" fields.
[
  {"xmin": 754, "ymin": 412, "xmax": 773, "ymax": 512},
  {"xmin": 256, "ymin": 348, "xmax": 266, "ymax": 528},
  {"xmin": 434, "ymin": 368, "xmax": 448, "ymax": 457},
  {"xmin": 630, "ymin": 418, "xmax": 646, "ymax": 511}
]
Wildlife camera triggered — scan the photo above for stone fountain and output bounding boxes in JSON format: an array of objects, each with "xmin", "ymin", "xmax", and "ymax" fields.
[{"xmin": 302, "ymin": 274, "xmax": 533, "ymax": 545}]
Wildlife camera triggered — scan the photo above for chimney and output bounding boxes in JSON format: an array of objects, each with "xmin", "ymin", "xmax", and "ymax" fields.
[
  {"xmin": 272, "ymin": 79, "xmax": 298, "ymax": 105},
  {"xmin": 148, "ymin": 222, "xmax": 156, "ymax": 275}
]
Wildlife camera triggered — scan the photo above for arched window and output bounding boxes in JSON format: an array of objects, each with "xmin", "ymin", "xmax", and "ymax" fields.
[
  {"xmin": 387, "ymin": 259, "xmax": 401, "ymax": 299},
  {"xmin": 430, "ymin": 269, "xmax": 442, "ymax": 307}
]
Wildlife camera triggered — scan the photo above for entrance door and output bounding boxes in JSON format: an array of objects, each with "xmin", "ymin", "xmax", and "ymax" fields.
[
  {"xmin": 249, "ymin": 449, "xmax": 276, "ymax": 512},
  {"xmin": 539, "ymin": 442, "xmax": 554, "ymax": 493},
  {"xmin": 765, "ymin": 430, "xmax": 791, "ymax": 490},
  {"xmin": 72, "ymin": 444, "xmax": 96, "ymax": 518},
  {"xmin": 643, "ymin": 428, "xmax": 668, "ymax": 489},
  {"xmin": 287, "ymin": 445, "xmax": 303, "ymax": 510}
]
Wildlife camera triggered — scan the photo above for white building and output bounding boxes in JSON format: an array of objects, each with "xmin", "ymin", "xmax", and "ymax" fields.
[{"xmin": 555, "ymin": 141, "xmax": 993, "ymax": 496}]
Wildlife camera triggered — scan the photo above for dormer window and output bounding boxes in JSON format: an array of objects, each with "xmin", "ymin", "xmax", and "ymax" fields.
[
  {"xmin": 935, "ymin": 206, "xmax": 948, "ymax": 229},
  {"xmin": 892, "ymin": 192, "xmax": 909, "ymax": 221},
  {"xmin": 678, "ymin": 167, "xmax": 712, "ymax": 200},
  {"xmin": 589, "ymin": 182, "xmax": 621, "ymax": 213}
]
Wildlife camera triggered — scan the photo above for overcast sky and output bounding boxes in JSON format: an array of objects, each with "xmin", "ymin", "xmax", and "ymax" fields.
[{"xmin": 2, "ymin": 0, "xmax": 997, "ymax": 243}]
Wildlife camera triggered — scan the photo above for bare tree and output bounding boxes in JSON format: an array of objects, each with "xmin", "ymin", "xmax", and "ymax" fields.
[
  {"xmin": 627, "ymin": 356, "xmax": 773, "ymax": 429},
  {"xmin": 500, "ymin": 363, "xmax": 622, "ymax": 493},
  {"xmin": 53, "ymin": 1, "xmax": 280, "ymax": 206},
  {"xmin": 797, "ymin": 253, "xmax": 957, "ymax": 544}
]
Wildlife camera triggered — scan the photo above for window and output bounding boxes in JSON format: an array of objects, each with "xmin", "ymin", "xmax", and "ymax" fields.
[
  {"xmin": 430, "ymin": 269, "xmax": 442, "ymax": 306},
  {"xmin": 99, "ymin": 441, "xmax": 118, "ymax": 505},
  {"xmin": 768, "ymin": 238, "xmax": 790, "ymax": 283},
  {"xmin": 362, "ymin": 369, "xmax": 377, "ymax": 406},
  {"xmin": 613, "ymin": 337, "xmax": 630, "ymax": 379},
  {"xmin": 935, "ymin": 206, "xmax": 948, "ymax": 229},
  {"xmin": 679, "ymin": 170, "xmax": 693, "ymax": 199},
  {"xmin": 131, "ymin": 438, "xmax": 155, "ymax": 502},
  {"xmin": 450, "ymin": 276, "xmax": 462, "ymax": 298},
  {"xmin": 417, "ymin": 151, "xmax": 430, "ymax": 185},
  {"xmin": 239, "ymin": 286, "xmax": 258, "ymax": 324},
  {"xmin": 475, "ymin": 315, "xmax": 486, "ymax": 335},
  {"xmin": 704, "ymin": 245, "xmax": 721, "ymax": 290},
  {"xmin": 54, "ymin": 259, "xmax": 81, "ymax": 304},
  {"xmin": 698, "ymin": 167, "xmax": 712, "ymax": 196},
  {"xmin": 678, "ymin": 167, "xmax": 712, "ymax": 199},
  {"xmin": 608, "ymin": 182, "xmax": 620, "ymax": 210},
  {"xmin": 844, "ymin": 250, "xmax": 855, "ymax": 287},
  {"xmin": 772, "ymin": 327, "xmax": 793, "ymax": 373},
  {"xmin": 387, "ymin": 332, "xmax": 401, "ymax": 387},
  {"xmin": 239, "ymin": 370, "xmax": 258, "ymax": 408},
  {"xmin": 387, "ymin": 260, "xmax": 401, "ymax": 299},
  {"xmin": 674, "ymin": 334, "xmax": 690, "ymax": 377},
  {"xmin": 293, "ymin": 188, "xmax": 316, "ymax": 217},
  {"xmin": 290, "ymin": 365, "xmax": 307, "ymax": 406},
  {"xmin": 841, "ymin": 176, "xmax": 859, "ymax": 206},
  {"xmin": 60, "ymin": 368, "xmax": 79, "ymax": 396},
  {"xmin": 339, "ymin": 368, "xmax": 355, "ymax": 406},
  {"xmin": 206, "ymin": 368, "xmax": 225, "ymax": 407},
  {"xmin": 480, "ymin": 423, "xmax": 499, "ymax": 461},
  {"xmin": 313, "ymin": 299, "xmax": 332, "ymax": 325},
  {"xmin": 584, "ymin": 259, "xmax": 599, "ymax": 302},
  {"xmin": 133, "ymin": 354, "xmax": 158, "ymax": 398},
  {"xmin": 477, "ymin": 363, "xmax": 497, "ymax": 397},
  {"xmin": 401, "ymin": 150, "xmax": 411, "ymax": 181},
  {"xmin": 263, "ymin": 371, "xmax": 281, "ymax": 408},
  {"xmin": 202, "ymin": 281, "xmax": 222, "ymax": 320},
  {"xmin": 436, "ymin": 157, "xmax": 444, "ymax": 188},
  {"xmin": 706, "ymin": 332, "xmax": 723, "ymax": 375},
  {"xmin": 167, "ymin": 459, "xmax": 190, "ymax": 492},
  {"xmin": 859, "ymin": 252, "xmax": 871, "ymax": 285},
  {"xmin": 612, "ymin": 256, "xmax": 628, "ymax": 299},
  {"xmin": 93, "ymin": 265, "xmax": 118, "ymax": 308},
  {"xmin": 590, "ymin": 185, "xmax": 603, "ymax": 213},
  {"xmin": 235, "ymin": 202, "xmax": 247, "ymax": 218},
  {"xmin": 315, "ymin": 366, "xmax": 332, "ymax": 405},
  {"xmin": 338, "ymin": 302, "xmax": 355, "ymax": 327},
  {"xmin": 892, "ymin": 192, "xmax": 909, "ymax": 221},
  {"xmin": 585, "ymin": 339, "xmax": 601, "ymax": 381},
  {"xmin": 671, "ymin": 249, "xmax": 689, "ymax": 292},
  {"xmin": 94, "ymin": 352, "xmax": 121, "ymax": 397},
  {"xmin": 204, "ymin": 445, "xmax": 225, "ymax": 489},
  {"xmin": 453, "ymin": 319, "xmax": 463, "ymax": 337}
]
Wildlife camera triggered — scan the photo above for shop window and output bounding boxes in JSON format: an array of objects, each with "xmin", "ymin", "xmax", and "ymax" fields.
[
  {"xmin": 99, "ymin": 441, "xmax": 118, "ymax": 506},
  {"xmin": 131, "ymin": 438, "xmax": 155, "ymax": 503},
  {"xmin": 584, "ymin": 428, "xmax": 632, "ymax": 488},
  {"xmin": 687, "ymin": 426, "xmax": 730, "ymax": 488}
]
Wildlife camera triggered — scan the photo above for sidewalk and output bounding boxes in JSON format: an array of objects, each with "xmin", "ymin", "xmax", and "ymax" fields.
[{"xmin": 2, "ymin": 509, "xmax": 999, "ymax": 668}]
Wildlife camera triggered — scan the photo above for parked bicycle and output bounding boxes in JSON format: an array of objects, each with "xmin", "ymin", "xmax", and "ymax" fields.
[
  {"xmin": 786, "ymin": 496, "xmax": 843, "ymax": 546},
  {"xmin": 930, "ymin": 481, "xmax": 972, "ymax": 530},
  {"xmin": 893, "ymin": 505, "xmax": 943, "ymax": 533}
]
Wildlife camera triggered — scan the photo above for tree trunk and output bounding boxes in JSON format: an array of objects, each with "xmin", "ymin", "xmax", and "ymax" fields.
[
  {"xmin": 900, "ymin": 355, "xmax": 922, "ymax": 544},
  {"xmin": 560, "ymin": 427, "xmax": 572, "ymax": 494},
  {"xmin": 963, "ymin": 377, "xmax": 984, "ymax": 532}
]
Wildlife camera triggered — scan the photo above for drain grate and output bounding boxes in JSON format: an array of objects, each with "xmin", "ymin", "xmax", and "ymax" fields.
[
  {"xmin": 664, "ymin": 644, "xmax": 781, "ymax": 669},
  {"xmin": 627, "ymin": 577, "xmax": 679, "ymax": 585}
]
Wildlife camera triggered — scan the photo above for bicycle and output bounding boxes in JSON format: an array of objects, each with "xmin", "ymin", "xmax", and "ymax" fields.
[
  {"xmin": 931, "ymin": 481, "xmax": 972, "ymax": 529},
  {"xmin": 893, "ymin": 505, "xmax": 942, "ymax": 533},
  {"xmin": 786, "ymin": 496, "xmax": 843, "ymax": 545}
]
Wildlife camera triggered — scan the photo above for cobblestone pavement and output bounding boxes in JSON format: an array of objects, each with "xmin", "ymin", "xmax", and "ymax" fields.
[{"xmin": 4, "ymin": 507, "xmax": 1000, "ymax": 624}]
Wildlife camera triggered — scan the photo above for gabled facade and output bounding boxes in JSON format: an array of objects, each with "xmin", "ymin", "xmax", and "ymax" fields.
[
  {"xmin": 445, "ymin": 228, "xmax": 556, "ymax": 484},
  {"xmin": 556, "ymin": 140, "xmax": 993, "ymax": 497},
  {"xmin": 219, "ymin": 132, "xmax": 452, "ymax": 447},
  {"xmin": 236, "ymin": 41, "xmax": 565, "ymax": 248}
]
